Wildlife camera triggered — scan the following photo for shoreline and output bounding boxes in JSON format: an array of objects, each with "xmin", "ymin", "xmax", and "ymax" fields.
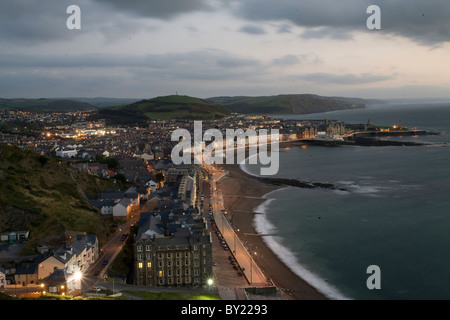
[{"xmin": 217, "ymin": 163, "xmax": 329, "ymax": 300}]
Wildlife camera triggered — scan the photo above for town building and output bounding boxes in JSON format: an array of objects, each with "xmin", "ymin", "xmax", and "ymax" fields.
[
  {"xmin": 134, "ymin": 212, "xmax": 212, "ymax": 287},
  {"xmin": 40, "ymin": 265, "xmax": 82, "ymax": 296},
  {"xmin": 14, "ymin": 263, "xmax": 39, "ymax": 286},
  {"xmin": 0, "ymin": 267, "xmax": 6, "ymax": 288}
]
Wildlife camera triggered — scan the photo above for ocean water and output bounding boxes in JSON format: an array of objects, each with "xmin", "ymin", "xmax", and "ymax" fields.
[{"xmin": 241, "ymin": 102, "xmax": 450, "ymax": 300}]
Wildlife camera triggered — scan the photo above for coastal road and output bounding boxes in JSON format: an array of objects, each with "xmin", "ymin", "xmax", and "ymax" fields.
[
  {"xmin": 200, "ymin": 170, "xmax": 248, "ymax": 299},
  {"xmin": 203, "ymin": 164, "xmax": 268, "ymax": 287}
]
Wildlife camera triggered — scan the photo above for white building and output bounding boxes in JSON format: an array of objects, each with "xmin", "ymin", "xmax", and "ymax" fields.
[
  {"xmin": 113, "ymin": 198, "xmax": 132, "ymax": 218},
  {"xmin": 56, "ymin": 149, "xmax": 78, "ymax": 158},
  {"xmin": 0, "ymin": 267, "xmax": 6, "ymax": 288}
]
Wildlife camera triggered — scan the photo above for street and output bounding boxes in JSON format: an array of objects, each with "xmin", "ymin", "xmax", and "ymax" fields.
[{"xmin": 81, "ymin": 205, "xmax": 144, "ymax": 293}]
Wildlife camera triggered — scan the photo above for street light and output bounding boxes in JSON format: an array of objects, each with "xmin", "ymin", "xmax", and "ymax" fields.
[{"xmin": 73, "ymin": 271, "xmax": 82, "ymax": 281}]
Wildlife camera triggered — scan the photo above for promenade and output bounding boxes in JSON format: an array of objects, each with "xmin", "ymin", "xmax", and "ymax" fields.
[{"xmin": 206, "ymin": 164, "xmax": 270, "ymax": 287}]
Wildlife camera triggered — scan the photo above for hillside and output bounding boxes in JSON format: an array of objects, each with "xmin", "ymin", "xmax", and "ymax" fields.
[
  {"xmin": 206, "ymin": 94, "xmax": 381, "ymax": 115},
  {"xmin": 0, "ymin": 144, "xmax": 118, "ymax": 254},
  {"xmin": 90, "ymin": 95, "xmax": 231, "ymax": 126},
  {"xmin": 0, "ymin": 98, "xmax": 94, "ymax": 113},
  {"xmin": 67, "ymin": 97, "xmax": 140, "ymax": 109}
]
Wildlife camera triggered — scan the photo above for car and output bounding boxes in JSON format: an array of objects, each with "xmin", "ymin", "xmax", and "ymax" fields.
[
  {"xmin": 212, "ymin": 261, "xmax": 217, "ymax": 266},
  {"xmin": 102, "ymin": 259, "xmax": 108, "ymax": 265},
  {"xmin": 92, "ymin": 286, "xmax": 101, "ymax": 292},
  {"xmin": 121, "ymin": 233, "xmax": 128, "ymax": 241}
]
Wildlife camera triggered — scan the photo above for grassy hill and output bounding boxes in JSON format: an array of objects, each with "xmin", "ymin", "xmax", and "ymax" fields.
[
  {"xmin": 0, "ymin": 144, "xmax": 118, "ymax": 254},
  {"xmin": 91, "ymin": 95, "xmax": 231, "ymax": 126},
  {"xmin": 66, "ymin": 97, "xmax": 140, "ymax": 109},
  {"xmin": 0, "ymin": 98, "xmax": 94, "ymax": 113},
  {"xmin": 206, "ymin": 94, "xmax": 379, "ymax": 115}
]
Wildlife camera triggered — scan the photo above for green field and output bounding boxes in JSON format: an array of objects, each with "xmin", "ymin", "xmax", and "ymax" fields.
[{"xmin": 92, "ymin": 95, "xmax": 230, "ymax": 125}]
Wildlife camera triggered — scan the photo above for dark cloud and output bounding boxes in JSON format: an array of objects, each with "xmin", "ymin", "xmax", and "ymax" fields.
[
  {"xmin": 0, "ymin": 53, "xmax": 141, "ymax": 68},
  {"xmin": 0, "ymin": 0, "xmax": 162, "ymax": 45},
  {"xmin": 135, "ymin": 49, "xmax": 263, "ymax": 80},
  {"xmin": 272, "ymin": 55, "xmax": 301, "ymax": 66},
  {"xmin": 0, "ymin": 49, "xmax": 261, "ymax": 71},
  {"xmin": 0, "ymin": 69, "xmax": 126, "ymax": 98},
  {"xmin": 300, "ymin": 27, "xmax": 353, "ymax": 41},
  {"xmin": 298, "ymin": 72, "xmax": 394, "ymax": 85},
  {"xmin": 238, "ymin": 24, "xmax": 267, "ymax": 35},
  {"xmin": 276, "ymin": 23, "xmax": 293, "ymax": 34},
  {"xmin": 91, "ymin": 0, "xmax": 214, "ymax": 19},
  {"xmin": 0, "ymin": 0, "xmax": 84, "ymax": 44},
  {"xmin": 0, "ymin": 49, "xmax": 265, "ymax": 98},
  {"xmin": 232, "ymin": 0, "xmax": 450, "ymax": 46}
]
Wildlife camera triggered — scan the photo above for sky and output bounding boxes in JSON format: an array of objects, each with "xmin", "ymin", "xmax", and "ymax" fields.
[{"xmin": 1, "ymin": 0, "xmax": 450, "ymax": 100}]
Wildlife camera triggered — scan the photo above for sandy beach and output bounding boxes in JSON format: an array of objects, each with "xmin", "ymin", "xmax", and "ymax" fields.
[{"xmin": 217, "ymin": 164, "xmax": 328, "ymax": 300}]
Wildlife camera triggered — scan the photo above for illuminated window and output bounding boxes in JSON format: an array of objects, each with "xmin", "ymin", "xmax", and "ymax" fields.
[
  {"xmin": 138, "ymin": 262, "xmax": 143, "ymax": 269},
  {"xmin": 147, "ymin": 262, "xmax": 152, "ymax": 268},
  {"xmin": 158, "ymin": 270, "xmax": 163, "ymax": 277}
]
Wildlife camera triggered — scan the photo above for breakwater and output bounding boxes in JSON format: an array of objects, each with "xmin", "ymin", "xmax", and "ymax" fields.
[{"xmin": 255, "ymin": 176, "xmax": 347, "ymax": 192}]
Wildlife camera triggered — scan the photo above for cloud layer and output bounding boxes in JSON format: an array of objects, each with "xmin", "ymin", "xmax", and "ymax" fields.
[{"xmin": 0, "ymin": 0, "xmax": 449, "ymax": 99}]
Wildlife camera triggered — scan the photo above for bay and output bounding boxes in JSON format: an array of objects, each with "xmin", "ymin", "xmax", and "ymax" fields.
[{"xmin": 242, "ymin": 102, "xmax": 450, "ymax": 300}]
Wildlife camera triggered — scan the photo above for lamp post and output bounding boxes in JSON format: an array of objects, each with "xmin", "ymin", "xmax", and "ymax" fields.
[{"xmin": 207, "ymin": 278, "xmax": 214, "ymax": 292}]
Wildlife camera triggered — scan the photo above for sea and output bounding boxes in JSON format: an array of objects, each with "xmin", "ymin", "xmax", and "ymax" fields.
[{"xmin": 240, "ymin": 101, "xmax": 450, "ymax": 300}]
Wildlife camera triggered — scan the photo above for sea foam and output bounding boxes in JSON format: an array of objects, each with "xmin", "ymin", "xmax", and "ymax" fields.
[
  {"xmin": 241, "ymin": 159, "xmax": 350, "ymax": 299},
  {"xmin": 252, "ymin": 189, "xmax": 351, "ymax": 300}
]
